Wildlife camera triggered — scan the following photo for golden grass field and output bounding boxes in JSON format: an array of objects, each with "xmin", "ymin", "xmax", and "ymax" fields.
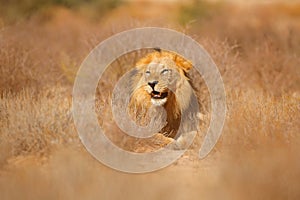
[{"xmin": 0, "ymin": 0, "xmax": 300, "ymax": 199}]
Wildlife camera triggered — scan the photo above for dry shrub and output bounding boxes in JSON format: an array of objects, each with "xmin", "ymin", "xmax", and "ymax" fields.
[
  {"xmin": 0, "ymin": 87, "xmax": 79, "ymax": 161},
  {"xmin": 242, "ymin": 40, "xmax": 300, "ymax": 94},
  {"xmin": 221, "ymin": 90, "xmax": 300, "ymax": 150},
  {"xmin": 0, "ymin": 42, "xmax": 39, "ymax": 92}
]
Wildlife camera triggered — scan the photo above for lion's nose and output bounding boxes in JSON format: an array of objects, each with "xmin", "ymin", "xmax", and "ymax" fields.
[{"xmin": 148, "ymin": 81, "xmax": 158, "ymax": 90}]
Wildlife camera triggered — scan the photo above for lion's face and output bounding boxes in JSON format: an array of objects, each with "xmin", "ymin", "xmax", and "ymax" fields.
[
  {"xmin": 138, "ymin": 57, "xmax": 182, "ymax": 106},
  {"xmin": 133, "ymin": 51, "xmax": 192, "ymax": 107}
]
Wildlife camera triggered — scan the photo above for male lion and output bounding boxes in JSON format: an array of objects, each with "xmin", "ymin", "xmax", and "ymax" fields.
[{"xmin": 128, "ymin": 49, "xmax": 199, "ymax": 147}]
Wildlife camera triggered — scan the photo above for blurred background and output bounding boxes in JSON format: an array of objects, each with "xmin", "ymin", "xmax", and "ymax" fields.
[
  {"xmin": 0, "ymin": 0, "xmax": 299, "ymax": 93},
  {"xmin": 0, "ymin": 0, "xmax": 300, "ymax": 200}
]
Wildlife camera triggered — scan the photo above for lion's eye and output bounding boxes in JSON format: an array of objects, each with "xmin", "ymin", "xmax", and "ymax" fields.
[
  {"xmin": 161, "ymin": 69, "xmax": 169, "ymax": 75},
  {"xmin": 145, "ymin": 71, "xmax": 150, "ymax": 75}
]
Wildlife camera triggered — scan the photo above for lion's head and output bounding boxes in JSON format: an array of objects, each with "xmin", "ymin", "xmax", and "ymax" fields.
[{"xmin": 128, "ymin": 50, "xmax": 198, "ymax": 138}]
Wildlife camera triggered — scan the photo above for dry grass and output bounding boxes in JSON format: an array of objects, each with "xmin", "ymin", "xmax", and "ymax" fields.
[
  {"xmin": 0, "ymin": 87, "xmax": 79, "ymax": 163},
  {"xmin": 0, "ymin": 1, "xmax": 300, "ymax": 200}
]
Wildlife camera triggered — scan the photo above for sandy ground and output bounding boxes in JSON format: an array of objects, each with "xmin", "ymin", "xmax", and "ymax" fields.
[{"xmin": 0, "ymin": 147, "xmax": 224, "ymax": 200}]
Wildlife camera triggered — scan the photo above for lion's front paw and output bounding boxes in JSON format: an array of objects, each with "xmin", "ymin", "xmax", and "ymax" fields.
[
  {"xmin": 151, "ymin": 133, "xmax": 175, "ymax": 146},
  {"xmin": 132, "ymin": 133, "xmax": 174, "ymax": 153},
  {"xmin": 167, "ymin": 131, "xmax": 197, "ymax": 150}
]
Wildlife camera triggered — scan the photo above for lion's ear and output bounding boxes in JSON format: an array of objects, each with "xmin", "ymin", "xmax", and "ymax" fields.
[
  {"xmin": 181, "ymin": 61, "xmax": 193, "ymax": 72},
  {"xmin": 174, "ymin": 55, "xmax": 193, "ymax": 72}
]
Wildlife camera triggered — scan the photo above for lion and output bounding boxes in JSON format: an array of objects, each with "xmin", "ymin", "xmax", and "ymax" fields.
[{"xmin": 128, "ymin": 49, "xmax": 199, "ymax": 148}]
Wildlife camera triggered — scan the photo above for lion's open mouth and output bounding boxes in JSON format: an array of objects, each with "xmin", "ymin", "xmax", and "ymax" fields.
[{"xmin": 151, "ymin": 90, "xmax": 168, "ymax": 99}]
